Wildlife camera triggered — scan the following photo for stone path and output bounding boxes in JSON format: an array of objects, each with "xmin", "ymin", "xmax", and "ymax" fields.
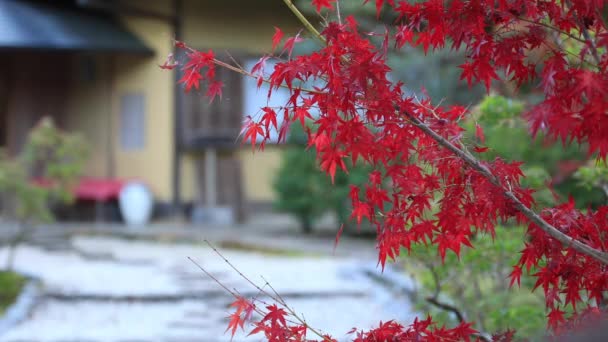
[{"xmin": 0, "ymin": 236, "xmax": 418, "ymax": 342}]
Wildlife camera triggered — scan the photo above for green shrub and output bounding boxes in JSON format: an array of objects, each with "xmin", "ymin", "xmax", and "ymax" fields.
[
  {"xmin": 407, "ymin": 226, "xmax": 546, "ymax": 339},
  {"xmin": 574, "ymin": 159, "xmax": 608, "ymax": 202}
]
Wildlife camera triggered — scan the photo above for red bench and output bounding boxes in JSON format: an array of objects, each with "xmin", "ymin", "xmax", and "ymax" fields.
[
  {"xmin": 74, "ymin": 178, "xmax": 126, "ymax": 202},
  {"xmin": 34, "ymin": 177, "xmax": 128, "ymax": 222},
  {"xmin": 76, "ymin": 178, "xmax": 128, "ymax": 222}
]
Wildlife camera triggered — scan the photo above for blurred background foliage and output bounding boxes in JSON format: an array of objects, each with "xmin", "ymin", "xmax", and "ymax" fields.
[
  {"xmin": 406, "ymin": 226, "xmax": 546, "ymax": 340},
  {"xmin": 273, "ymin": 122, "xmax": 370, "ymax": 233}
]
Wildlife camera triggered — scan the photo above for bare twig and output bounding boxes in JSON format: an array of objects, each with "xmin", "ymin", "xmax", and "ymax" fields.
[
  {"xmin": 188, "ymin": 256, "xmax": 239, "ymax": 298},
  {"xmin": 202, "ymin": 240, "xmax": 334, "ymax": 341}
]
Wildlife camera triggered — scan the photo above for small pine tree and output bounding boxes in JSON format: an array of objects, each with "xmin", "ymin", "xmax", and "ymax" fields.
[{"xmin": 0, "ymin": 117, "xmax": 88, "ymax": 270}]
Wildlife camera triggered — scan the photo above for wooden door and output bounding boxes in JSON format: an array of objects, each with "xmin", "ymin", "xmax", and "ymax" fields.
[{"xmin": 5, "ymin": 53, "xmax": 70, "ymax": 155}]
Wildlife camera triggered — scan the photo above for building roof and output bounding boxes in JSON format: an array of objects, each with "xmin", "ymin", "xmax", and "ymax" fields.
[{"xmin": 0, "ymin": 1, "xmax": 154, "ymax": 54}]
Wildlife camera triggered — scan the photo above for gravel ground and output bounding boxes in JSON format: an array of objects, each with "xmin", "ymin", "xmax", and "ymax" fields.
[{"xmin": 0, "ymin": 236, "xmax": 417, "ymax": 342}]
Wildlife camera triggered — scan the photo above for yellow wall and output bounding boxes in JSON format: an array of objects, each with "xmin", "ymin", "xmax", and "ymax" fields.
[
  {"xmin": 182, "ymin": 1, "xmax": 301, "ymax": 53},
  {"xmin": 111, "ymin": 15, "xmax": 175, "ymax": 201},
  {"xmin": 180, "ymin": 153, "xmax": 198, "ymax": 202},
  {"xmin": 238, "ymin": 147, "xmax": 283, "ymax": 202},
  {"xmin": 64, "ymin": 56, "xmax": 113, "ymax": 178}
]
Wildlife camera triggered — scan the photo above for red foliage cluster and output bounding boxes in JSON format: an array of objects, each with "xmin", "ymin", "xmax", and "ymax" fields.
[{"xmin": 171, "ymin": 0, "xmax": 608, "ymax": 340}]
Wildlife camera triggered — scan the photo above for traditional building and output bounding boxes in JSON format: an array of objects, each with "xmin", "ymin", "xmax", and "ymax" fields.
[{"xmin": 0, "ymin": 0, "xmax": 301, "ymax": 222}]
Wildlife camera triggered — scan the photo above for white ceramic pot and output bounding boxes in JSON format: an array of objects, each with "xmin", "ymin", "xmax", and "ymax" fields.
[{"xmin": 118, "ymin": 182, "xmax": 153, "ymax": 227}]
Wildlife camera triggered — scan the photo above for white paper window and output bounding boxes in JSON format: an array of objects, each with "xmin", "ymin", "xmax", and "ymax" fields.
[
  {"xmin": 243, "ymin": 59, "xmax": 291, "ymax": 143},
  {"xmin": 119, "ymin": 93, "xmax": 146, "ymax": 150}
]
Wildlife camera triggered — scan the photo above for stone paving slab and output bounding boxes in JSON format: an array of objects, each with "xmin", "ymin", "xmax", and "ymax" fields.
[{"xmin": 0, "ymin": 236, "xmax": 417, "ymax": 342}]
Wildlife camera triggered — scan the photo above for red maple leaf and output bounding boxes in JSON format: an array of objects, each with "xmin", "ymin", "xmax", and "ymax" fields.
[
  {"xmin": 241, "ymin": 117, "xmax": 264, "ymax": 149},
  {"xmin": 260, "ymin": 107, "xmax": 278, "ymax": 133},
  {"xmin": 225, "ymin": 312, "xmax": 244, "ymax": 338},
  {"xmin": 475, "ymin": 122, "xmax": 485, "ymax": 143},
  {"xmin": 206, "ymin": 80, "xmax": 223, "ymax": 103},
  {"xmin": 364, "ymin": 0, "xmax": 393, "ymax": 18},
  {"xmin": 262, "ymin": 304, "xmax": 288, "ymax": 327},
  {"xmin": 474, "ymin": 145, "xmax": 490, "ymax": 153},
  {"xmin": 459, "ymin": 62, "xmax": 476, "ymax": 87},
  {"xmin": 283, "ymin": 32, "xmax": 304, "ymax": 59},
  {"xmin": 158, "ymin": 53, "xmax": 178, "ymax": 70},
  {"xmin": 179, "ymin": 69, "xmax": 203, "ymax": 92},
  {"xmin": 319, "ymin": 148, "xmax": 347, "ymax": 183},
  {"xmin": 547, "ymin": 308, "xmax": 566, "ymax": 331},
  {"xmin": 293, "ymin": 107, "xmax": 312, "ymax": 127},
  {"xmin": 272, "ymin": 27, "xmax": 283, "ymax": 52},
  {"xmin": 311, "ymin": 0, "xmax": 335, "ymax": 12},
  {"xmin": 509, "ymin": 265, "xmax": 522, "ymax": 288},
  {"xmin": 225, "ymin": 296, "xmax": 255, "ymax": 339}
]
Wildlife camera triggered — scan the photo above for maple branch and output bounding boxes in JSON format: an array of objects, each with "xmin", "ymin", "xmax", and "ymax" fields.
[
  {"xmin": 426, "ymin": 296, "xmax": 466, "ymax": 324},
  {"xmin": 513, "ymin": 15, "xmax": 587, "ymax": 44},
  {"xmin": 564, "ymin": 0, "xmax": 602, "ymax": 65},
  {"xmin": 177, "ymin": 42, "xmax": 323, "ymax": 96},
  {"xmin": 403, "ymin": 112, "xmax": 608, "ymax": 265},
  {"xmin": 282, "ymin": 0, "xmax": 326, "ymax": 44},
  {"xmin": 579, "ymin": 24, "xmax": 601, "ymax": 65}
]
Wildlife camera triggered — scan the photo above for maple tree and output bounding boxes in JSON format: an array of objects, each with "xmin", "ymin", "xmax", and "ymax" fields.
[{"xmin": 166, "ymin": 0, "xmax": 608, "ymax": 340}]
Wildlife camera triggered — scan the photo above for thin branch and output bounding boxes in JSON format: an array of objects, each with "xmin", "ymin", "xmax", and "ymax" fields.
[
  {"xmin": 282, "ymin": 0, "xmax": 326, "ymax": 45},
  {"xmin": 176, "ymin": 41, "xmax": 323, "ymax": 95},
  {"xmin": 203, "ymin": 240, "xmax": 281, "ymax": 301},
  {"xmin": 579, "ymin": 23, "xmax": 601, "ymax": 65},
  {"xmin": 564, "ymin": 0, "xmax": 602, "ymax": 65},
  {"xmin": 336, "ymin": 0, "xmax": 342, "ymax": 25},
  {"xmin": 425, "ymin": 296, "xmax": 466, "ymax": 324},
  {"xmin": 203, "ymin": 240, "xmax": 334, "ymax": 341},
  {"xmin": 188, "ymin": 256, "xmax": 239, "ymax": 298},
  {"xmin": 261, "ymin": 275, "xmax": 332, "ymax": 339},
  {"xmin": 513, "ymin": 15, "xmax": 587, "ymax": 44},
  {"xmin": 424, "ymin": 289, "xmax": 492, "ymax": 342}
]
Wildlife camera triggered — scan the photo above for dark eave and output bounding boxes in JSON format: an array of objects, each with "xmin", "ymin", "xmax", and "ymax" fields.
[{"xmin": 0, "ymin": 1, "xmax": 154, "ymax": 55}]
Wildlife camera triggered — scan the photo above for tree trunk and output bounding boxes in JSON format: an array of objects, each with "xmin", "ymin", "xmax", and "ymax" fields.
[
  {"xmin": 5, "ymin": 220, "xmax": 27, "ymax": 271},
  {"xmin": 300, "ymin": 215, "xmax": 313, "ymax": 234}
]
